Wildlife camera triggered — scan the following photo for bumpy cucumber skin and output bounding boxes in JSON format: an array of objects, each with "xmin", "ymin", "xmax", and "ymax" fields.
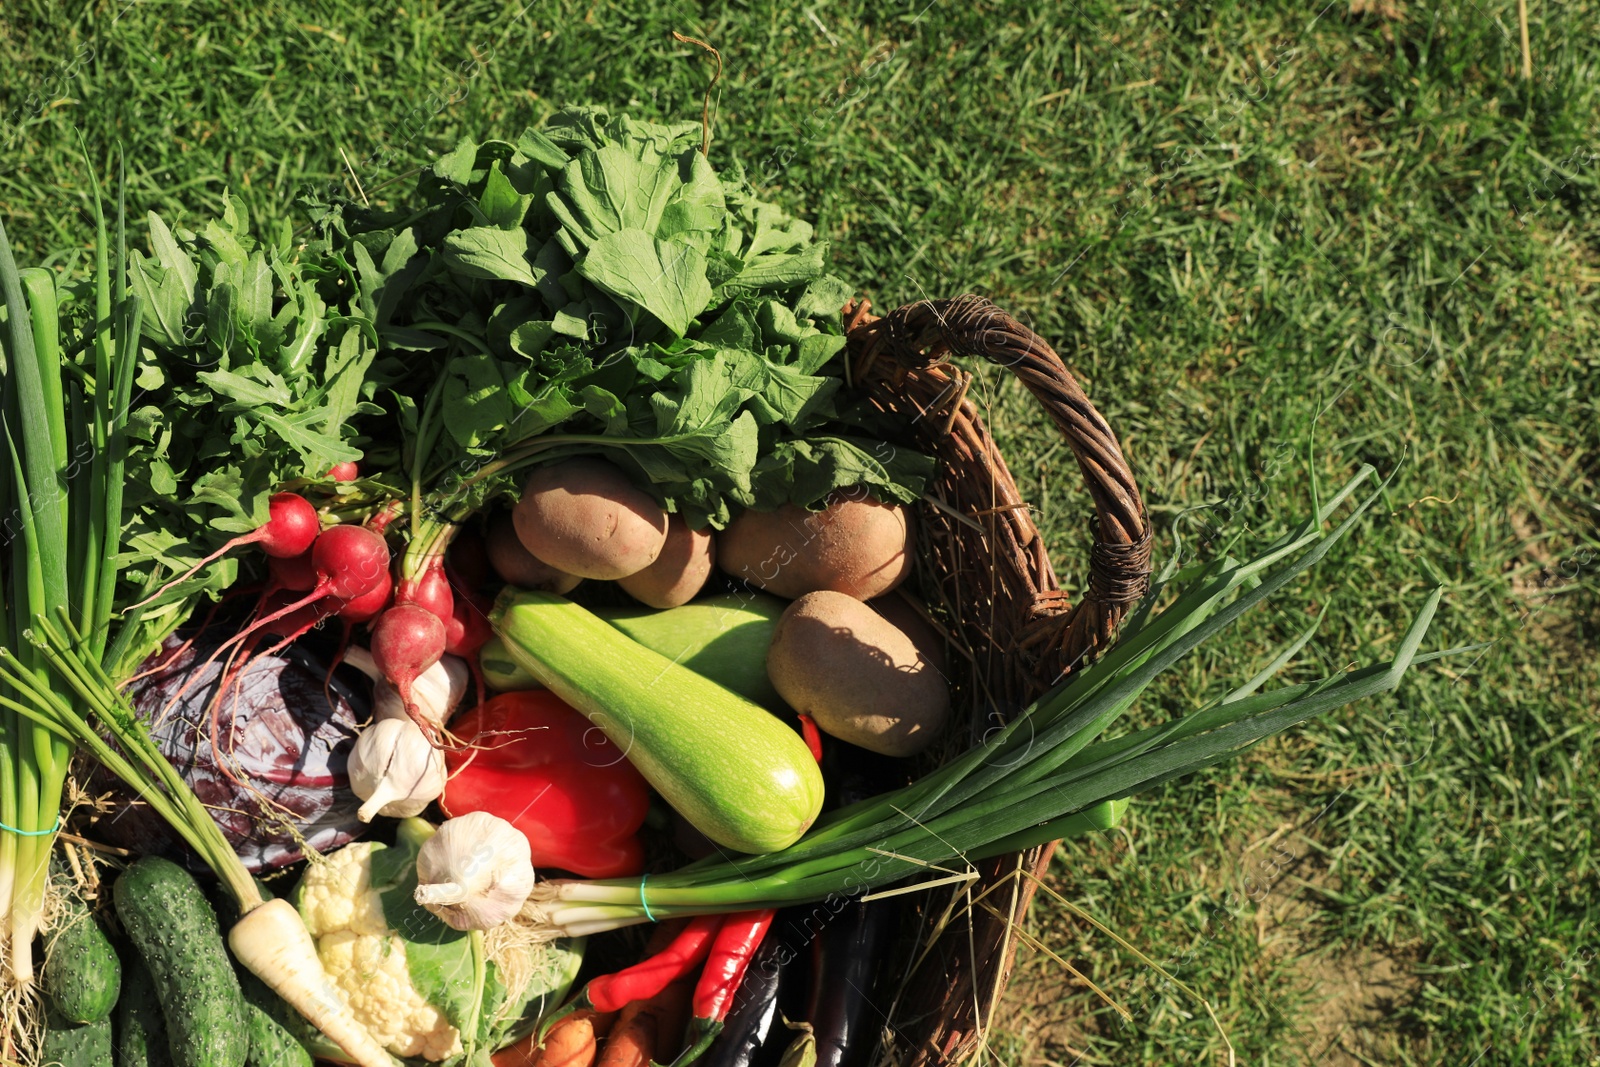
[
  {"xmin": 42, "ymin": 1003, "xmax": 114, "ymax": 1067},
  {"xmin": 238, "ymin": 972, "xmax": 312, "ymax": 1067},
  {"xmin": 115, "ymin": 957, "xmax": 172, "ymax": 1067},
  {"xmin": 44, "ymin": 900, "xmax": 122, "ymax": 1024},
  {"xmin": 113, "ymin": 857, "xmax": 249, "ymax": 1067}
]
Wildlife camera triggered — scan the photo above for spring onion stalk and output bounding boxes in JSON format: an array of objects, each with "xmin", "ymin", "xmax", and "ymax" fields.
[
  {"xmin": 0, "ymin": 215, "xmax": 76, "ymax": 991},
  {"xmin": 521, "ymin": 472, "xmax": 1466, "ymax": 935}
]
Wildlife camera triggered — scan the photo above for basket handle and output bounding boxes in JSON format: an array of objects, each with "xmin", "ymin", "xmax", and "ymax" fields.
[{"xmin": 845, "ymin": 294, "xmax": 1152, "ymax": 669}]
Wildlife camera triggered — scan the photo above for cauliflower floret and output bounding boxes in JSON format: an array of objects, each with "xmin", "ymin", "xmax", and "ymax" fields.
[{"xmin": 299, "ymin": 842, "xmax": 464, "ymax": 1062}]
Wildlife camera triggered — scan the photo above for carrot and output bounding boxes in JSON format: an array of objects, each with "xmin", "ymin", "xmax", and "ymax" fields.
[
  {"xmin": 493, "ymin": 1009, "xmax": 613, "ymax": 1067},
  {"xmin": 535, "ymin": 1012, "xmax": 599, "ymax": 1067},
  {"xmin": 596, "ymin": 1005, "xmax": 656, "ymax": 1067},
  {"xmin": 647, "ymin": 979, "xmax": 694, "ymax": 1063}
]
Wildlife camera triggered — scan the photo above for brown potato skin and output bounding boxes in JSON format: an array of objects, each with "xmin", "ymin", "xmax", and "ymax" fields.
[
  {"xmin": 513, "ymin": 458, "xmax": 669, "ymax": 580},
  {"xmin": 868, "ymin": 592, "xmax": 949, "ymax": 675},
  {"xmin": 767, "ymin": 590, "xmax": 950, "ymax": 757},
  {"xmin": 717, "ymin": 492, "xmax": 913, "ymax": 600},
  {"xmin": 617, "ymin": 514, "xmax": 716, "ymax": 609},
  {"xmin": 485, "ymin": 512, "xmax": 582, "ymax": 594}
]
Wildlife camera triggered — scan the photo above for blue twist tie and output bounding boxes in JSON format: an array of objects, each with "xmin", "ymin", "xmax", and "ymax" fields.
[{"xmin": 639, "ymin": 873, "xmax": 656, "ymax": 922}]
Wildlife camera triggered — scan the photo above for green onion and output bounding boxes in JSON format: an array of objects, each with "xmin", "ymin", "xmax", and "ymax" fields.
[
  {"xmin": 524, "ymin": 470, "xmax": 1472, "ymax": 934},
  {"xmin": 0, "ymin": 148, "xmax": 145, "ymax": 999}
]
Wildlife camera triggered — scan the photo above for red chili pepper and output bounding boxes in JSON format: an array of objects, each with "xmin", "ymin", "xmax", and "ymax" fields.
[
  {"xmin": 692, "ymin": 909, "xmax": 776, "ymax": 1022},
  {"xmin": 797, "ymin": 714, "xmax": 824, "ymax": 763},
  {"xmin": 442, "ymin": 690, "xmax": 651, "ymax": 878},
  {"xmin": 677, "ymin": 909, "xmax": 777, "ymax": 1064},
  {"xmin": 588, "ymin": 914, "xmax": 727, "ymax": 1013}
]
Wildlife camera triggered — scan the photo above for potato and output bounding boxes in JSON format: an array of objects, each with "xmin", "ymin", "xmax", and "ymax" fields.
[
  {"xmin": 513, "ymin": 458, "xmax": 669, "ymax": 580},
  {"xmin": 718, "ymin": 491, "xmax": 913, "ymax": 600},
  {"xmin": 485, "ymin": 513, "xmax": 581, "ymax": 594},
  {"xmin": 767, "ymin": 590, "xmax": 951, "ymax": 757},
  {"xmin": 869, "ymin": 592, "xmax": 948, "ymax": 675},
  {"xmin": 617, "ymin": 513, "xmax": 716, "ymax": 609}
]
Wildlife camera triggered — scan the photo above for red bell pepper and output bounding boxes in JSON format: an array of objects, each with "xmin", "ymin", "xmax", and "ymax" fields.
[{"xmin": 442, "ymin": 690, "xmax": 650, "ymax": 878}]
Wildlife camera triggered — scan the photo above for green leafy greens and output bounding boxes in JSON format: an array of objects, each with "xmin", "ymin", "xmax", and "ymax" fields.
[{"xmin": 298, "ymin": 106, "xmax": 932, "ymax": 576}]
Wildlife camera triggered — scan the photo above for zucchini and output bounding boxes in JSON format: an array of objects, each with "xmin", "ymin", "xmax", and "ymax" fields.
[
  {"xmin": 113, "ymin": 857, "xmax": 249, "ymax": 1067},
  {"xmin": 115, "ymin": 957, "xmax": 171, "ymax": 1067},
  {"xmin": 596, "ymin": 592, "xmax": 787, "ymax": 711},
  {"xmin": 43, "ymin": 889, "xmax": 121, "ymax": 1024},
  {"xmin": 494, "ymin": 591, "xmax": 824, "ymax": 853},
  {"xmin": 42, "ymin": 1003, "xmax": 113, "ymax": 1067},
  {"xmin": 484, "ymin": 593, "xmax": 788, "ymax": 707}
]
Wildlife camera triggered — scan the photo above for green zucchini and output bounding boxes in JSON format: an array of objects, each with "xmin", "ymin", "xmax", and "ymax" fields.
[
  {"xmin": 494, "ymin": 591, "xmax": 824, "ymax": 853},
  {"xmin": 42, "ymin": 1003, "xmax": 113, "ymax": 1067},
  {"xmin": 113, "ymin": 857, "xmax": 249, "ymax": 1067},
  {"xmin": 596, "ymin": 592, "xmax": 787, "ymax": 710},
  {"xmin": 484, "ymin": 593, "xmax": 789, "ymax": 706},
  {"xmin": 43, "ymin": 890, "xmax": 121, "ymax": 1024},
  {"xmin": 115, "ymin": 957, "xmax": 171, "ymax": 1067},
  {"xmin": 480, "ymin": 633, "xmax": 541, "ymax": 692}
]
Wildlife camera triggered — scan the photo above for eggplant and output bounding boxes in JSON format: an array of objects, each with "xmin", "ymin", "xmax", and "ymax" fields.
[
  {"xmin": 805, "ymin": 894, "xmax": 899, "ymax": 1067},
  {"xmin": 702, "ymin": 912, "xmax": 802, "ymax": 1067},
  {"xmin": 794, "ymin": 744, "xmax": 909, "ymax": 1067}
]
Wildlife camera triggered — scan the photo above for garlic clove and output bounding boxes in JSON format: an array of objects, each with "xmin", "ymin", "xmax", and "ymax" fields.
[
  {"xmin": 349, "ymin": 716, "xmax": 447, "ymax": 822},
  {"xmin": 413, "ymin": 812, "xmax": 535, "ymax": 931},
  {"xmin": 372, "ymin": 653, "xmax": 470, "ymax": 727}
]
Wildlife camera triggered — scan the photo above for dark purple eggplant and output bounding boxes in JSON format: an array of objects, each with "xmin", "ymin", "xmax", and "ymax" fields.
[
  {"xmin": 89, "ymin": 613, "xmax": 370, "ymax": 871},
  {"xmin": 701, "ymin": 905, "xmax": 817, "ymax": 1067},
  {"xmin": 792, "ymin": 745, "xmax": 908, "ymax": 1067},
  {"xmin": 805, "ymin": 894, "xmax": 899, "ymax": 1067}
]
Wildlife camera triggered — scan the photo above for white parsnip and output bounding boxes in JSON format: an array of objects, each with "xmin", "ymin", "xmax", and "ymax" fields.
[{"xmin": 228, "ymin": 898, "xmax": 397, "ymax": 1067}]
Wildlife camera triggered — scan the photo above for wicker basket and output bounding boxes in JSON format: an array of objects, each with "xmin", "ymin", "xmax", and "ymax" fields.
[{"xmin": 840, "ymin": 295, "xmax": 1153, "ymax": 1066}]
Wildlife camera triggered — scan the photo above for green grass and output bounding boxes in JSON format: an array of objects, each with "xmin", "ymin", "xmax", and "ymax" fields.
[{"xmin": 4, "ymin": 0, "xmax": 1598, "ymax": 1063}]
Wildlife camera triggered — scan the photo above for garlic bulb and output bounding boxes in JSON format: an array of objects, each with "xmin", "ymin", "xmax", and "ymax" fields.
[
  {"xmin": 413, "ymin": 812, "xmax": 536, "ymax": 931},
  {"xmin": 348, "ymin": 716, "xmax": 447, "ymax": 822},
  {"xmin": 345, "ymin": 647, "xmax": 468, "ymax": 728}
]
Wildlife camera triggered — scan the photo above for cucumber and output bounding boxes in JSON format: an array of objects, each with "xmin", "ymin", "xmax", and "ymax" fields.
[
  {"xmin": 238, "ymin": 972, "xmax": 312, "ymax": 1067},
  {"xmin": 494, "ymin": 591, "xmax": 824, "ymax": 853},
  {"xmin": 113, "ymin": 857, "xmax": 249, "ymax": 1067},
  {"xmin": 596, "ymin": 592, "xmax": 787, "ymax": 711},
  {"xmin": 42, "ymin": 1003, "xmax": 113, "ymax": 1067},
  {"xmin": 116, "ymin": 956, "xmax": 171, "ymax": 1067},
  {"xmin": 43, "ymin": 890, "xmax": 122, "ymax": 1024}
]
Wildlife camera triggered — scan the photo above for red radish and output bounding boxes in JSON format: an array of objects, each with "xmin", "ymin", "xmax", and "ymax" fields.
[
  {"xmin": 367, "ymin": 500, "xmax": 405, "ymax": 536},
  {"xmin": 267, "ymin": 550, "xmax": 318, "ymax": 595},
  {"xmin": 327, "ymin": 461, "xmax": 360, "ymax": 481},
  {"xmin": 444, "ymin": 592, "xmax": 494, "ymax": 713},
  {"xmin": 396, "ymin": 562, "xmax": 453, "ymax": 625},
  {"xmin": 443, "ymin": 592, "xmax": 493, "ymax": 658},
  {"xmin": 371, "ymin": 604, "xmax": 448, "ymax": 737},
  {"xmin": 186, "ymin": 524, "xmax": 391, "ymax": 671},
  {"xmin": 337, "ymin": 565, "xmax": 394, "ymax": 624},
  {"xmin": 130, "ymin": 493, "xmax": 320, "ymax": 610}
]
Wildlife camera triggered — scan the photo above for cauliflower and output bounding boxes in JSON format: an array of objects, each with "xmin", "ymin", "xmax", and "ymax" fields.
[
  {"xmin": 299, "ymin": 841, "xmax": 464, "ymax": 1061},
  {"xmin": 293, "ymin": 819, "xmax": 584, "ymax": 1067}
]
